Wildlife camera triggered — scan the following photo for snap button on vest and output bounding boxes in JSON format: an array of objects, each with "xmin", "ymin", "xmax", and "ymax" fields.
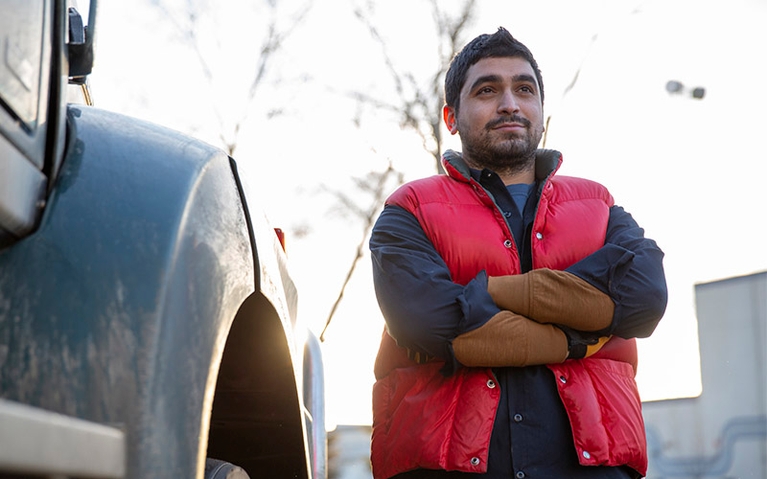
[
  {"xmin": 470, "ymin": 457, "xmax": 480, "ymax": 466},
  {"xmin": 486, "ymin": 379, "xmax": 496, "ymax": 389},
  {"xmin": 503, "ymin": 239, "xmax": 513, "ymax": 248},
  {"xmin": 535, "ymin": 232, "xmax": 543, "ymax": 240}
]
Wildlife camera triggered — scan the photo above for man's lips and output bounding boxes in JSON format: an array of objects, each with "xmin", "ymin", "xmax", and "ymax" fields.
[
  {"xmin": 486, "ymin": 116, "xmax": 530, "ymax": 130},
  {"xmin": 492, "ymin": 122, "xmax": 525, "ymax": 130}
]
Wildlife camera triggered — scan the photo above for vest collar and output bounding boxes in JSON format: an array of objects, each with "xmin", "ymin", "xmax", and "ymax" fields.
[{"xmin": 442, "ymin": 149, "xmax": 563, "ymax": 182}]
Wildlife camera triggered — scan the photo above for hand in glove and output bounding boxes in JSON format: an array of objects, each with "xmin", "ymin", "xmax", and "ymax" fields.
[{"xmin": 557, "ymin": 324, "xmax": 612, "ymax": 359}]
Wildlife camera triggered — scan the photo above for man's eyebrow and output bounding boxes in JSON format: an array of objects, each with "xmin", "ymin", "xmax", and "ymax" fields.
[
  {"xmin": 468, "ymin": 74, "xmax": 503, "ymax": 92},
  {"xmin": 513, "ymin": 73, "xmax": 538, "ymax": 86}
]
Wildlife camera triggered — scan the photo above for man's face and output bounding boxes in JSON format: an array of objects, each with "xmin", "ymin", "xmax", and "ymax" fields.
[{"xmin": 444, "ymin": 56, "xmax": 544, "ymax": 172}]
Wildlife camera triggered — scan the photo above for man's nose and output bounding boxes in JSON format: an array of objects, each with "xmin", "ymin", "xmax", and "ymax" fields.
[{"xmin": 497, "ymin": 90, "xmax": 520, "ymax": 114}]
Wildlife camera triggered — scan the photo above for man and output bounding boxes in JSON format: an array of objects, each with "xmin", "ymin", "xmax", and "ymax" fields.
[{"xmin": 369, "ymin": 27, "xmax": 667, "ymax": 479}]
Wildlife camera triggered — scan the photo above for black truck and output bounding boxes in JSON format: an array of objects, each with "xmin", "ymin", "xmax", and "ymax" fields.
[{"xmin": 0, "ymin": 1, "xmax": 326, "ymax": 477}]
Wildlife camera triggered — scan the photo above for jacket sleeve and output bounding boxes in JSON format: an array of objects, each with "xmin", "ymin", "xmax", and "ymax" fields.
[
  {"xmin": 486, "ymin": 269, "xmax": 615, "ymax": 331},
  {"xmin": 452, "ymin": 310, "xmax": 569, "ymax": 367},
  {"xmin": 566, "ymin": 205, "xmax": 668, "ymax": 338},
  {"xmin": 370, "ymin": 204, "xmax": 500, "ymax": 367}
]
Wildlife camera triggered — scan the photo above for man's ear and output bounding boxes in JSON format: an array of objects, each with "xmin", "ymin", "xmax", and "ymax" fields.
[{"xmin": 443, "ymin": 105, "xmax": 459, "ymax": 135}]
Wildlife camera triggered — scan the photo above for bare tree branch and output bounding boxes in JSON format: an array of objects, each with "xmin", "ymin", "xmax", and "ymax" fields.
[
  {"xmin": 350, "ymin": 0, "xmax": 477, "ymax": 174},
  {"xmin": 319, "ymin": 162, "xmax": 404, "ymax": 342},
  {"xmin": 148, "ymin": 0, "xmax": 312, "ymax": 156},
  {"xmin": 318, "ymin": 1, "xmax": 477, "ymax": 339}
]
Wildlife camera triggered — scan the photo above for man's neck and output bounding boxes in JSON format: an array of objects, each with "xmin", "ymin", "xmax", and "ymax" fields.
[
  {"xmin": 468, "ymin": 163, "xmax": 536, "ymax": 186},
  {"xmin": 496, "ymin": 168, "xmax": 535, "ymax": 186},
  {"xmin": 462, "ymin": 153, "xmax": 536, "ymax": 186}
]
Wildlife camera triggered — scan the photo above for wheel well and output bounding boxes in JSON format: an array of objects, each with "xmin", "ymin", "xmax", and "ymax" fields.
[{"xmin": 206, "ymin": 292, "xmax": 308, "ymax": 479}]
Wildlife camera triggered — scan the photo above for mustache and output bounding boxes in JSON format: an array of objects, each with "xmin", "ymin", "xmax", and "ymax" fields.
[{"xmin": 486, "ymin": 115, "xmax": 531, "ymax": 129}]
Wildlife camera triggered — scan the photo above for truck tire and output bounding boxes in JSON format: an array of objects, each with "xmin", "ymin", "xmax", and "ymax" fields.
[{"xmin": 205, "ymin": 458, "xmax": 251, "ymax": 479}]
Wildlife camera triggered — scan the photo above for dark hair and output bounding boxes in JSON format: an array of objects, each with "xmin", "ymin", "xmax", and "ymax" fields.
[{"xmin": 444, "ymin": 27, "xmax": 544, "ymax": 111}]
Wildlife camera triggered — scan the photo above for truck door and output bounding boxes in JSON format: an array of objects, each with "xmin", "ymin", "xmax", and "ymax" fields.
[
  {"xmin": 0, "ymin": 0, "xmax": 91, "ymax": 247},
  {"xmin": 0, "ymin": 1, "xmax": 53, "ymax": 246}
]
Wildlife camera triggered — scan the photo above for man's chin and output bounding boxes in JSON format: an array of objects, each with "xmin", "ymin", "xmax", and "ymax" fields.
[{"xmin": 493, "ymin": 141, "xmax": 534, "ymax": 158}]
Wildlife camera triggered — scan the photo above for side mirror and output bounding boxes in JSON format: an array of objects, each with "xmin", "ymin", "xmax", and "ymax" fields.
[{"xmin": 67, "ymin": 1, "xmax": 97, "ymax": 85}]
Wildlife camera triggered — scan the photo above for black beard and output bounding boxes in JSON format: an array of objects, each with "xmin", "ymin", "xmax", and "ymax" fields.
[{"xmin": 462, "ymin": 125, "xmax": 540, "ymax": 174}]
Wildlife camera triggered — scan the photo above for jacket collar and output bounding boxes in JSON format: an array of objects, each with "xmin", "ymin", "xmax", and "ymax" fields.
[{"xmin": 442, "ymin": 149, "xmax": 563, "ymax": 183}]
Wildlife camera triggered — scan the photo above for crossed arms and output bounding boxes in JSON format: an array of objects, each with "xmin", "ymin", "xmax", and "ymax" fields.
[{"xmin": 370, "ymin": 204, "xmax": 667, "ymax": 373}]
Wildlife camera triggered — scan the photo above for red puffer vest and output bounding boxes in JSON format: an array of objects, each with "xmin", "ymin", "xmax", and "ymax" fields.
[{"xmin": 371, "ymin": 150, "xmax": 647, "ymax": 479}]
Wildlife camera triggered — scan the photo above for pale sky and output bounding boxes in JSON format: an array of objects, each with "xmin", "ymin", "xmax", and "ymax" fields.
[{"xmin": 89, "ymin": 0, "xmax": 767, "ymax": 429}]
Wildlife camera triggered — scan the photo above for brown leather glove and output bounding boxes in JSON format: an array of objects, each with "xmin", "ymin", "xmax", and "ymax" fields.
[
  {"xmin": 452, "ymin": 310, "xmax": 569, "ymax": 367},
  {"xmin": 486, "ymin": 269, "xmax": 614, "ymax": 332}
]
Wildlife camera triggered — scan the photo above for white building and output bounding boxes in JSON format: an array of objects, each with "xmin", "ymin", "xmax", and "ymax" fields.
[{"xmin": 643, "ymin": 271, "xmax": 767, "ymax": 477}]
